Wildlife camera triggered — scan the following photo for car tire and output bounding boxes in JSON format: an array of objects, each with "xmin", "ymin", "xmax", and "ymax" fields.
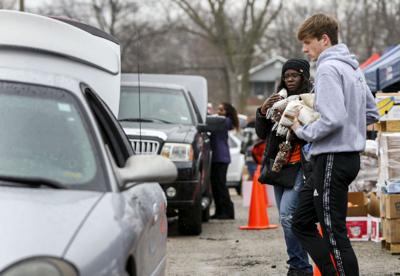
[{"xmin": 178, "ymin": 197, "xmax": 202, "ymax": 235}]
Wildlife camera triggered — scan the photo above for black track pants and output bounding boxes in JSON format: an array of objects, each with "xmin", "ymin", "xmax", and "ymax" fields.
[{"xmin": 292, "ymin": 152, "xmax": 360, "ymax": 276}]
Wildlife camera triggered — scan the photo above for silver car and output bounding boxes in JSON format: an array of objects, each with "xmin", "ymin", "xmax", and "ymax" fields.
[{"xmin": 0, "ymin": 11, "xmax": 176, "ymax": 276}]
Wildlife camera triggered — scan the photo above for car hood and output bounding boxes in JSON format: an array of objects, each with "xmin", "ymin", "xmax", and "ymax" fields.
[
  {"xmin": 0, "ymin": 187, "xmax": 103, "ymax": 270},
  {"xmin": 122, "ymin": 122, "xmax": 196, "ymax": 143}
]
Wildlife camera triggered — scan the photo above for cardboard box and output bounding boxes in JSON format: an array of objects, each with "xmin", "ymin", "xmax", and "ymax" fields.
[
  {"xmin": 368, "ymin": 192, "xmax": 380, "ymax": 217},
  {"xmin": 370, "ymin": 216, "xmax": 383, "ymax": 242},
  {"xmin": 347, "ymin": 192, "xmax": 368, "ymax": 217},
  {"xmin": 346, "ymin": 217, "xmax": 370, "ymax": 241},
  {"xmin": 383, "ymin": 218, "xmax": 400, "ymax": 243},
  {"xmin": 385, "ymin": 194, "xmax": 400, "ymax": 219},
  {"xmin": 380, "ymin": 193, "xmax": 387, "ymax": 218},
  {"xmin": 376, "ymin": 121, "xmax": 400, "ymax": 132}
]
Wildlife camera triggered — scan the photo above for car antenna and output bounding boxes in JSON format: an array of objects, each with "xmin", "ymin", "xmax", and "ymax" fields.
[{"xmin": 136, "ymin": 29, "xmax": 142, "ymax": 153}]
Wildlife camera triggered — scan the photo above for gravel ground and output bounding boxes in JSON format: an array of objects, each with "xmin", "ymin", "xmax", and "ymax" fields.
[{"xmin": 167, "ymin": 184, "xmax": 400, "ymax": 276}]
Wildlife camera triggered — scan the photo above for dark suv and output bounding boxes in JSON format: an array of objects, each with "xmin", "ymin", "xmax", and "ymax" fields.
[{"xmin": 119, "ymin": 74, "xmax": 221, "ymax": 235}]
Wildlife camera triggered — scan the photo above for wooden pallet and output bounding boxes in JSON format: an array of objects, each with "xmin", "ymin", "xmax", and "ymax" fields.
[{"xmin": 381, "ymin": 239, "xmax": 400, "ymax": 254}]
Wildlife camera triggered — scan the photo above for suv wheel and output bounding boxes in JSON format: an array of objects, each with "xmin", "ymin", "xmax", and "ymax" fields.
[{"xmin": 178, "ymin": 197, "xmax": 202, "ymax": 235}]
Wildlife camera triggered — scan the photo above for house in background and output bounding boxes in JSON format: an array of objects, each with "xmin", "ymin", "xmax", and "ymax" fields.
[
  {"xmin": 244, "ymin": 56, "xmax": 286, "ymax": 115},
  {"xmin": 249, "ymin": 56, "xmax": 286, "ymax": 98}
]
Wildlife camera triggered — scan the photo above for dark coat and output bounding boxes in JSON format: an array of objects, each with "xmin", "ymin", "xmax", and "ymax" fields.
[{"xmin": 210, "ymin": 117, "xmax": 233, "ymax": 164}]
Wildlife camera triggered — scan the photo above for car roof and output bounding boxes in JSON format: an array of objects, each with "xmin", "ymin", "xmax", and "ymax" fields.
[
  {"xmin": 122, "ymin": 74, "xmax": 208, "ymax": 122},
  {"xmin": 51, "ymin": 16, "xmax": 120, "ymax": 45},
  {"xmin": 121, "ymin": 81, "xmax": 187, "ymax": 92},
  {"xmin": 0, "ymin": 10, "xmax": 121, "ymax": 115},
  {"xmin": 0, "ymin": 10, "xmax": 119, "ymax": 75}
]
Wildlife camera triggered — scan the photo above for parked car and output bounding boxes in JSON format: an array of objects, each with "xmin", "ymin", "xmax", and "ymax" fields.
[
  {"xmin": 227, "ymin": 132, "xmax": 245, "ymax": 195},
  {"xmin": 119, "ymin": 74, "xmax": 223, "ymax": 235},
  {"xmin": 242, "ymin": 125, "xmax": 260, "ymax": 179},
  {"xmin": 0, "ymin": 11, "xmax": 176, "ymax": 276}
]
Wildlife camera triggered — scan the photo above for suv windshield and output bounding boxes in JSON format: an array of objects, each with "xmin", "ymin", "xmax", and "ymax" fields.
[
  {"xmin": 119, "ymin": 86, "xmax": 194, "ymax": 125},
  {"xmin": 0, "ymin": 82, "xmax": 105, "ymax": 190}
]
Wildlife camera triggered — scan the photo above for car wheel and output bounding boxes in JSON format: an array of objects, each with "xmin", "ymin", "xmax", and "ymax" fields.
[{"xmin": 178, "ymin": 197, "xmax": 202, "ymax": 235}]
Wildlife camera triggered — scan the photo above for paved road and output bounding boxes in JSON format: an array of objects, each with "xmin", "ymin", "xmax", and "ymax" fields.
[{"xmin": 167, "ymin": 185, "xmax": 400, "ymax": 275}]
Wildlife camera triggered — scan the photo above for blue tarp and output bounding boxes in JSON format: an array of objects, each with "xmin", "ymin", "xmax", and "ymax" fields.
[{"xmin": 363, "ymin": 45, "xmax": 400, "ymax": 92}]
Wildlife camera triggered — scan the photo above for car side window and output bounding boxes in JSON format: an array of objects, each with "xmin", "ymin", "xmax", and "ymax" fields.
[
  {"xmin": 187, "ymin": 92, "xmax": 203, "ymax": 124},
  {"xmin": 82, "ymin": 84, "xmax": 133, "ymax": 167}
]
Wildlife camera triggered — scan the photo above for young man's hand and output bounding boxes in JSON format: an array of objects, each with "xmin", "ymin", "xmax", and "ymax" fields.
[{"xmin": 260, "ymin": 94, "xmax": 282, "ymax": 115}]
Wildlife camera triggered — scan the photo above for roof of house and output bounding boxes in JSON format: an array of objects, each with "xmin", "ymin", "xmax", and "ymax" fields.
[
  {"xmin": 248, "ymin": 56, "xmax": 287, "ymax": 83},
  {"xmin": 249, "ymin": 56, "xmax": 287, "ymax": 75}
]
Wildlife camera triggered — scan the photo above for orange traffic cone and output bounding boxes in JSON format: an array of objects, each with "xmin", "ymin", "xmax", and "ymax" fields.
[{"xmin": 240, "ymin": 165, "xmax": 278, "ymax": 230}]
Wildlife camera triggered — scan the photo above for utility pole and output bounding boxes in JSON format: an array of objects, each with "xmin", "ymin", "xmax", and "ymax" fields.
[{"xmin": 19, "ymin": 0, "xmax": 24, "ymax": 11}]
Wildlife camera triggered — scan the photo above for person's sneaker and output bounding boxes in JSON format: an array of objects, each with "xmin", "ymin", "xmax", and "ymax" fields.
[
  {"xmin": 287, "ymin": 268, "xmax": 298, "ymax": 276},
  {"xmin": 287, "ymin": 268, "xmax": 313, "ymax": 276},
  {"xmin": 210, "ymin": 214, "xmax": 220, "ymax": 219},
  {"xmin": 210, "ymin": 214, "xmax": 234, "ymax": 220}
]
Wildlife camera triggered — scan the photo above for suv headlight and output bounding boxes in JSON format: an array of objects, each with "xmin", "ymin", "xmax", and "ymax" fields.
[
  {"xmin": 2, "ymin": 257, "xmax": 78, "ymax": 276},
  {"xmin": 161, "ymin": 143, "xmax": 193, "ymax": 162}
]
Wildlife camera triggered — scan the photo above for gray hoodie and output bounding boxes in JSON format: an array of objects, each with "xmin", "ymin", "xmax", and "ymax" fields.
[{"xmin": 294, "ymin": 43, "xmax": 379, "ymax": 156}]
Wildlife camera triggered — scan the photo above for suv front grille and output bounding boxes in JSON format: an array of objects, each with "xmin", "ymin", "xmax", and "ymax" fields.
[{"xmin": 130, "ymin": 139, "xmax": 160, "ymax": 155}]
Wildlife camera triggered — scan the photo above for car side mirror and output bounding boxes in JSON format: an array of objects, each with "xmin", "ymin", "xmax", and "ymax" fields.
[
  {"xmin": 197, "ymin": 115, "xmax": 225, "ymax": 132},
  {"xmin": 116, "ymin": 155, "xmax": 177, "ymax": 188}
]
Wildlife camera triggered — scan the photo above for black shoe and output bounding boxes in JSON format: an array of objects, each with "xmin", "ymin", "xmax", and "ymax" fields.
[
  {"xmin": 287, "ymin": 268, "xmax": 313, "ymax": 276},
  {"xmin": 210, "ymin": 214, "xmax": 234, "ymax": 220},
  {"xmin": 287, "ymin": 268, "xmax": 298, "ymax": 276},
  {"xmin": 210, "ymin": 214, "xmax": 220, "ymax": 219}
]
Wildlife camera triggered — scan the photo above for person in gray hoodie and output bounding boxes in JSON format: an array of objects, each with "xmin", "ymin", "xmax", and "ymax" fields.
[{"xmin": 290, "ymin": 14, "xmax": 379, "ymax": 276}]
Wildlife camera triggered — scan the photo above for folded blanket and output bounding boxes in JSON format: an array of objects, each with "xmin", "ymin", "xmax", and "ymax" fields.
[{"xmin": 266, "ymin": 93, "xmax": 319, "ymax": 172}]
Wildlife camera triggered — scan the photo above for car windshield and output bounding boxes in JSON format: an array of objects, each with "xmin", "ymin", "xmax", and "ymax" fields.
[
  {"xmin": 119, "ymin": 86, "xmax": 194, "ymax": 125},
  {"xmin": 0, "ymin": 82, "xmax": 104, "ymax": 189}
]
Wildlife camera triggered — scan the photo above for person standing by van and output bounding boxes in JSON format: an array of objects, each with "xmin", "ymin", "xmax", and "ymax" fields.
[{"xmin": 210, "ymin": 102, "xmax": 239, "ymax": 220}]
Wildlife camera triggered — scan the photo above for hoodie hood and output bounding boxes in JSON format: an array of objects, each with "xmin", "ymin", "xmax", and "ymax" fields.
[{"xmin": 317, "ymin": 43, "xmax": 359, "ymax": 70}]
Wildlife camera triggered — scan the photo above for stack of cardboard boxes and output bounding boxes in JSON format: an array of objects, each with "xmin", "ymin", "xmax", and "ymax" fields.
[
  {"xmin": 380, "ymin": 193, "xmax": 400, "ymax": 253},
  {"xmin": 375, "ymin": 92, "xmax": 400, "ymax": 253},
  {"xmin": 346, "ymin": 192, "xmax": 370, "ymax": 241},
  {"xmin": 368, "ymin": 192, "xmax": 383, "ymax": 242},
  {"xmin": 345, "ymin": 191, "xmax": 383, "ymax": 242}
]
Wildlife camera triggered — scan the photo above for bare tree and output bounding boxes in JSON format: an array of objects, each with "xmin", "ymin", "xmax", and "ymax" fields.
[
  {"xmin": 39, "ymin": 0, "xmax": 170, "ymax": 73},
  {"xmin": 171, "ymin": 0, "xmax": 283, "ymax": 110},
  {"xmin": 260, "ymin": 3, "xmax": 317, "ymax": 59},
  {"xmin": 90, "ymin": 0, "xmax": 137, "ymax": 36},
  {"xmin": 261, "ymin": 0, "xmax": 399, "ymax": 64}
]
